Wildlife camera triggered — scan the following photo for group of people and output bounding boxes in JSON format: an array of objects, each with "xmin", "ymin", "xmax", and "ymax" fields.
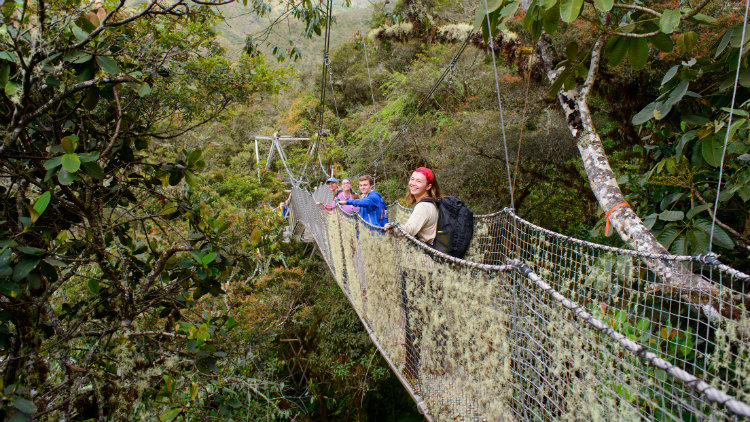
[
  {"xmin": 321, "ymin": 168, "xmax": 441, "ymax": 245},
  {"xmin": 322, "ymin": 175, "xmax": 389, "ymax": 227}
]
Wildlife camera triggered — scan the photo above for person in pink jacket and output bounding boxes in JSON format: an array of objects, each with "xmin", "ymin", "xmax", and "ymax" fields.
[{"xmin": 337, "ymin": 178, "xmax": 360, "ymax": 214}]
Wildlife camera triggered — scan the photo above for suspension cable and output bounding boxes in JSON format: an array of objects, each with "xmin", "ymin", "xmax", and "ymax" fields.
[
  {"xmin": 710, "ymin": 0, "xmax": 749, "ymax": 252},
  {"xmin": 483, "ymin": 0, "xmax": 515, "ymax": 209},
  {"xmin": 308, "ymin": 0, "xmax": 335, "ymax": 181},
  {"xmin": 360, "ymin": 31, "xmax": 474, "ymax": 175}
]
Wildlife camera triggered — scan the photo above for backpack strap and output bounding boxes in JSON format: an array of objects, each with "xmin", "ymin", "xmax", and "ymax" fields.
[{"xmin": 418, "ymin": 197, "xmax": 440, "ymax": 208}]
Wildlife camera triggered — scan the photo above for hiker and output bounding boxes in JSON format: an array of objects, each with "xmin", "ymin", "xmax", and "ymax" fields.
[
  {"xmin": 337, "ymin": 178, "xmax": 360, "ymax": 214},
  {"xmin": 385, "ymin": 167, "xmax": 440, "ymax": 243},
  {"xmin": 319, "ymin": 177, "xmax": 341, "ymax": 210},
  {"xmin": 338, "ymin": 175, "xmax": 387, "ymax": 227}
]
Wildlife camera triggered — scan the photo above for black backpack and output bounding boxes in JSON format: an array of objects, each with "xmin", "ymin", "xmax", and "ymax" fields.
[{"xmin": 420, "ymin": 197, "xmax": 474, "ymax": 258}]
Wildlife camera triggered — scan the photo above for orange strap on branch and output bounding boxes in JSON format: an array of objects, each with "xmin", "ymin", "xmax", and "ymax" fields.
[{"xmin": 605, "ymin": 202, "xmax": 630, "ymax": 236}]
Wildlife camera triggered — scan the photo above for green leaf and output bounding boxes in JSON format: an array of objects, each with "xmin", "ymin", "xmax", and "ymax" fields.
[
  {"xmin": 592, "ymin": 0, "xmax": 612, "ymax": 12},
  {"xmin": 715, "ymin": 27, "xmax": 733, "ymax": 57},
  {"xmin": 61, "ymin": 135, "xmax": 78, "ymax": 153},
  {"xmin": 632, "ymin": 102, "xmax": 657, "ymax": 125},
  {"xmin": 71, "ymin": 23, "xmax": 88, "ymax": 42},
  {"xmin": 5, "ymin": 80, "xmax": 19, "ymax": 97},
  {"xmin": 659, "ymin": 210, "xmax": 684, "ymax": 221},
  {"xmin": 660, "ymin": 65, "xmax": 679, "ymax": 86},
  {"xmin": 627, "ymin": 37, "xmax": 649, "ymax": 70},
  {"xmin": 559, "ymin": 0, "xmax": 583, "ymax": 23},
  {"xmin": 159, "ymin": 408, "xmax": 181, "ymax": 422},
  {"xmin": 676, "ymin": 31, "xmax": 698, "ymax": 55},
  {"xmin": 710, "ymin": 226, "xmax": 735, "ymax": 250},
  {"xmin": 187, "ymin": 149, "xmax": 202, "ymax": 165},
  {"xmin": 33, "ymin": 192, "xmax": 51, "ymax": 216},
  {"xmin": 701, "ymin": 137, "xmax": 723, "ymax": 167},
  {"xmin": 78, "ymin": 151, "xmax": 100, "ymax": 162},
  {"xmin": 0, "ymin": 51, "xmax": 14, "ymax": 61},
  {"xmin": 61, "ymin": 154, "xmax": 81, "ymax": 173},
  {"xmin": 676, "ymin": 130, "xmax": 696, "ymax": 160},
  {"xmin": 659, "ymin": 9, "xmax": 681, "ymax": 34},
  {"xmin": 670, "ymin": 234, "xmax": 688, "ymax": 255},
  {"xmin": 64, "ymin": 51, "xmax": 92, "ymax": 64},
  {"xmin": 201, "ymin": 252, "xmax": 217, "ymax": 266},
  {"xmin": 96, "ymin": 55, "xmax": 121, "ymax": 74},
  {"xmin": 664, "ymin": 80, "xmax": 689, "ymax": 106},
  {"xmin": 542, "ymin": 3, "xmax": 559, "ymax": 34},
  {"xmin": 184, "ymin": 170, "xmax": 199, "ymax": 187},
  {"xmin": 605, "ymin": 36, "xmax": 628, "ymax": 66},
  {"xmin": 138, "ymin": 83, "xmax": 151, "ymax": 97},
  {"xmin": 0, "ymin": 281, "xmax": 21, "ymax": 298},
  {"xmin": 87, "ymin": 279, "xmax": 100, "ymax": 293},
  {"xmin": 13, "ymin": 257, "xmax": 40, "ymax": 281},
  {"xmin": 58, "ymin": 169, "xmax": 75, "ymax": 185},
  {"xmin": 689, "ymin": 13, "xmax": 716, "ymax": 25},
  {"xmin": 0, "ymin": 62, "xmax": 9, "ymax": 88},
  {"xmin": 43, "ymin": 156, "xmax": 62, "ymax": 170},
  {"xmin": 686, "ymin": 203, "xmax": 712, "ymax": 220},
  {"xmin": 13, "ymin": 398, "xmax": 37, "ymax": 414},
  {"xmin": 694, "ymin": 219, "xmax": 734, "ymax": 250},
  {"xmin": 650, "ymin": 32, "xmax": 674, "ymax": 52},
  {"xmin": 81, "ymin": 161, "xmax": 104, "ymax": 179},
  {"xmin": 82, "ymin": 86, "xmax": 99, "ymax": 110}
]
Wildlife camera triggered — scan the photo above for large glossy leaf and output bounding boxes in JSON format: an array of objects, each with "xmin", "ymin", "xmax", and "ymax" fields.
[
  {"xmin": 694, "ymin": 219, "xmax": 735, "ymax": 250},
  {"xmin": 559, "ymin": 0, "xmax": 583, "ymax": 23},
  {"xmin": 0, "ymin": 281, "xmax": 21, "ymax": 298},
  {"xmin": 78, "ymin": 151, "xmax": 99, "ymax": 162},
  {"xmin": 659, "ymin": 210, "xmax": 684, "ymax": 221},
  {"xmin": 33, "ymin": 192, "xmax": 51, "ymax": 216},
  {"xmin": 61, "ymin": 135, "xmax": 78, "ymax": 153},
  {"xmin": 43, "ymin": 156, "xmax": 62, "ymax": 170},
  {"xmin": 664, "ymin": 80, "xmax": 689, "ymax": 106},
  {"xmin": 650, "ymin": 32, "xmax": 674, "ymax": 52},
  {"xmin": 82, "ymin": 161, "xmax": 104, "ymax": 179},
  {"xmin": 632, "ymin": 102, "xmax": 657, "ymax": 125},
  {"xmin": 627, "ymin": 37, "xmax": 649, "ymax": 70},
  {"xmin": 61, "ymin": 153, "xmax": 81, "ymax": 173},
  {"xmin": 659, "ymin": 9, "xmax": 681, "ymax": 34},
  {"xmin": 13, "ymin": 256, "xmax": 40, "ymax": 281},
  {"xmin": 670, "ymin": 235, "xmax": 689, "ymax": 255},
  {"xmin": 701, "ymin": 137, "xmax": 723, "ymax": 167},
  {"xmin": 12, "ymin": 398, "xmax": 37, "ymax": 415},
  {"xmin": 605, "ymin": 36, "xmax": 628, "ymax": 66},
  {"xmin": 656, "ymin": 226, "xmax": 681, "ymax": 248},
  {"xmin": 58, "ymin": 169, "xmax": 75, "ymax": 185},
  {"xmin": 542, "ymin": 3, "xmax": 559, "ymax": 34},
  {"xmin": 660, "ymin": 65, "xmax": 679, "ymax": 87},
  {"xmin": 96, "ymin": 55, "xmax": 121, "ymax": 74},
  {"xmin": 592, "ymin": 0, "xmax": 612, "ymax": 12}
]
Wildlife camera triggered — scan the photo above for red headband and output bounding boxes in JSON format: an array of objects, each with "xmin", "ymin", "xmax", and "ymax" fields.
[{"xmin": 415, "ymin": 167, "xmax": 434, "ymax": 184}]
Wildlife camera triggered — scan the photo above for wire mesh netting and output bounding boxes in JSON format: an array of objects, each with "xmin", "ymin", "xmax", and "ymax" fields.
[{"xmin": 290, "ymin": 186, "xmax": 750, "ymax": 422}]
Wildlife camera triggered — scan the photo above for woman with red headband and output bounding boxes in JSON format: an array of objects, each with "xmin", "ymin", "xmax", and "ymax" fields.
[{"xmin": 386, "ymin": 167, "xmax": 442, "ymax": 243}]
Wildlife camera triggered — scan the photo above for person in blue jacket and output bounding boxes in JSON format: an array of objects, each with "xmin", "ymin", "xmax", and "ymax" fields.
[{"xmin": 338, "ymin": 174, "xmax": 388, "ymax": 227}]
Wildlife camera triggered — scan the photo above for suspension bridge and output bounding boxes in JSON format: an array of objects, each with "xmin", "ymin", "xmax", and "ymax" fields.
[
  {"xmin": 279, "ymin": 181, "xmax": 750, "ymax": 422},
  {"xmin": 258, "ymin": 0, "xmax": 750, "ymax": 419}
]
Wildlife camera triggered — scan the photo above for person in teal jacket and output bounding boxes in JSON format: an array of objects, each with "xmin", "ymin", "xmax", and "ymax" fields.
[{"xmin": 338, "ymin": 174, "xmax": 388, "ymax": 227}]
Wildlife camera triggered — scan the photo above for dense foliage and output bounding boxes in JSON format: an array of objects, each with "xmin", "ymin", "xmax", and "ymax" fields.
[{"xmin": 2, "ymin": 0, "xmax": 750, "ymax": 419}]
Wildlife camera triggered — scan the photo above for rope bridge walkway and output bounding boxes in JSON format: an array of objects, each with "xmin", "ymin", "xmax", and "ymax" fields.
[{"xmin": 287, "ymin": 184, "xmax": 750, "ymax": 422}]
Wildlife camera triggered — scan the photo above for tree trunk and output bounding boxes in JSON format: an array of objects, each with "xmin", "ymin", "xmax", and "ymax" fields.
[{"xmin": 534, "ymin": 34, "xmax": 738, "ymax": 321}]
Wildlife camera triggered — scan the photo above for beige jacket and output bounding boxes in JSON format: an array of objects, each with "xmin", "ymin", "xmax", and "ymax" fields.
[{"xmin": 401, "ymin": 201, "xmax": 439, "ymax": 243}]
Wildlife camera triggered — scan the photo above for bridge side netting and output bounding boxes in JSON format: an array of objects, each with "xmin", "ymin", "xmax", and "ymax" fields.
[{"xmin": 293, "ymin": 186, "xmax": 750, "ymax": 422}]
